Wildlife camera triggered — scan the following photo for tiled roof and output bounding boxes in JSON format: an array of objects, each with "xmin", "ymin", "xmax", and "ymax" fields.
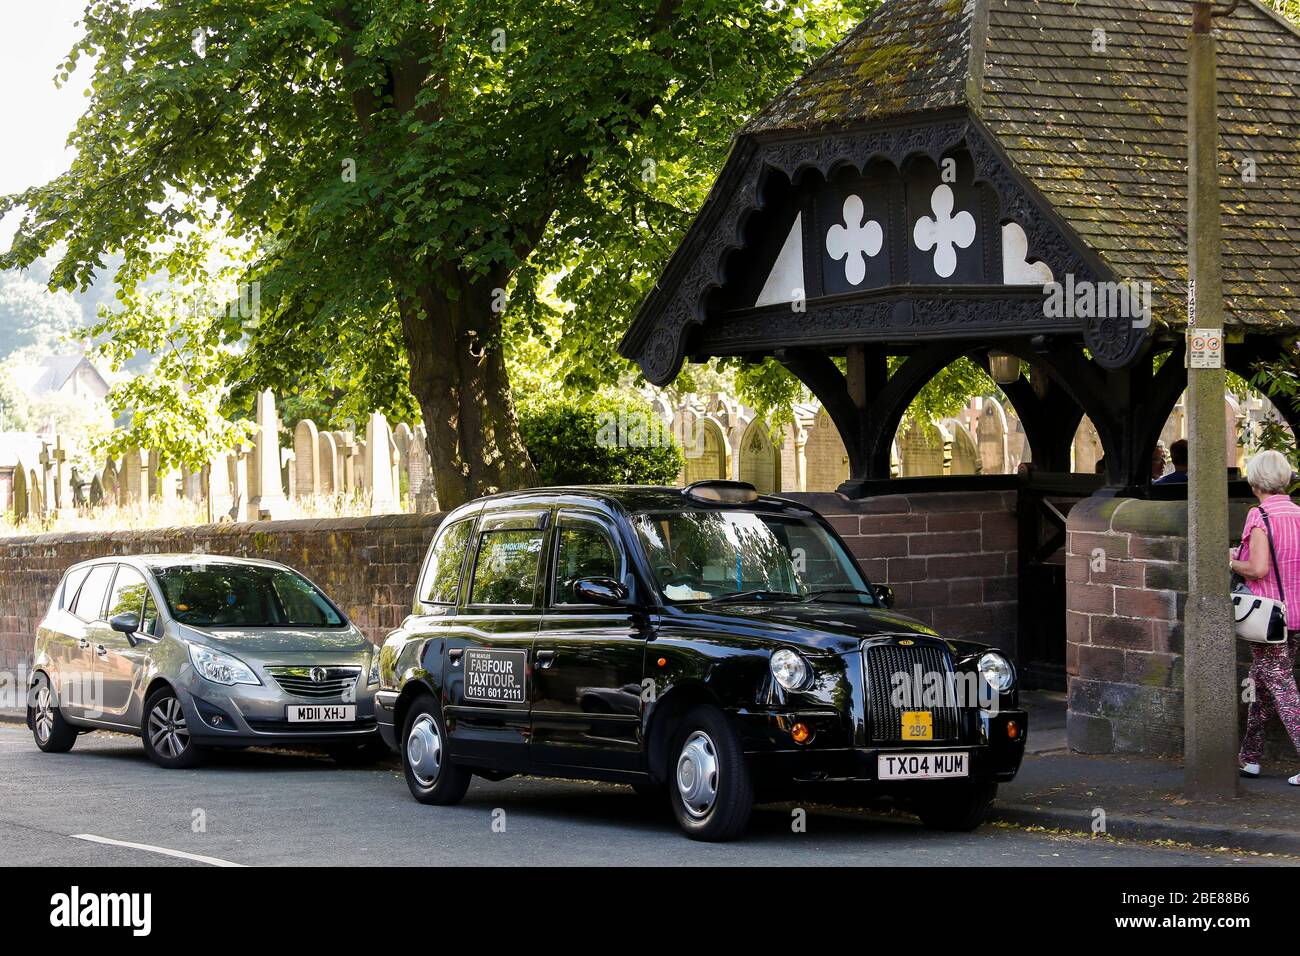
[
  {"xmin": 742, "ymin": 0, "xmax": 1300, "ymax": 328},
  {"xmin": 743, "ymin": 0, "xmax": 977, "ymax": 135}
]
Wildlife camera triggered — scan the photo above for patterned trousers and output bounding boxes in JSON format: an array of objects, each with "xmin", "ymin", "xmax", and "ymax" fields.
[{"xmin": 1239, "ymin": 636, "xmax": 1300, "ymax": 765}]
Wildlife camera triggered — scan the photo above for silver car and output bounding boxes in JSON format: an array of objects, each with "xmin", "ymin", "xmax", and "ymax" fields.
[{"xmin": 28, "ymin": 554, "xmax": 383, "ymax": 768}]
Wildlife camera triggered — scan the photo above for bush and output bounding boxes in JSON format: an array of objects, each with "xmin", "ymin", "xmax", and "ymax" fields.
[{"xmin": 518, "ymin": 394, "xmax": 684, "ymax": 486}]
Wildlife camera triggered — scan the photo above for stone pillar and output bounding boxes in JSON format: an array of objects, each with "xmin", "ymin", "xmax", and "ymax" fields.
[{"xmin": 248, "ymin": 388, "xmax": 288, "ymax": 520}]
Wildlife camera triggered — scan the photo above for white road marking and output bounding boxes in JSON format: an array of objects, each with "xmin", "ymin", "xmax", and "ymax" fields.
[{"xmin": 71, "ymin": 833, "xmax": 245, "ymax": 867}]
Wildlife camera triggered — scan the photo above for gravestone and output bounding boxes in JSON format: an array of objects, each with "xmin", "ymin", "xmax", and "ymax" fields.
[
  {"xmin": 738, "ymin": 418, "xmax": 778, "ymax": 494},
  {"xmin": 248, "ymin": 389, "xmax": 288, "ymax": 519},
  {"xmin": 122, "ymin": 449, "xmax": 147, "ymax": 504},
  {"xmin": 898, "ymin": 420, "xmax": 945, "ymax": 476},
  {"xmin": 294, "ymin": 420, "xmax": 320, "ymax": 498},
  {"xmin": 11, "ymin": 461, "xmax": 30, "ymax": 520},
  {"xmin": 411, "ymin": 425, "xmax": 434, "ymax": 510},
  {"xmin": 944, "ymin": 418, "xmax": 981, "ymax": 475},
  {"xmin": 977, "ymin": 399, "xmax": 1011, "ymax": 475},
  {"xmin": 318, "ymin": 431, "xmax": 338, "ymax": 495},
  {"xmin": 804, "ymin": 407, "xmax": 849, "ymax": 491},
  {"xmin": 364, "ymin": 412, "xmax": 399, "ymax": 513},
  {"xmin": 1073, "ymin": 415, "xmax": 1103, "ymax": 473},
  {"xmin": 100, "ymin": 459, "xmax": 119, "ymax": 506}
]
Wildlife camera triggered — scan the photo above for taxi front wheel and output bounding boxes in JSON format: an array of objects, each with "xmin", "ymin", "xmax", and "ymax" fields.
[
  {"xmin": 914, "ymin": 780, "xmax": 997, "ymax": 831},
  {"xmin": 402, "ymin": 695, "xmax": 471, "ymax": 805},
  {"xmin": 668, "ymin": 706, "xmax": 753, "ymax": 841}
]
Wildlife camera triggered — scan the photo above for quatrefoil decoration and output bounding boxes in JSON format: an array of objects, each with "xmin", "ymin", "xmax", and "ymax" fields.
[
  {"xmin": 825, "ymin": 194, "xmax": 883, "ymax": 286},
  {"xmin": 913, "ymin": 184, "xmax": 976, "ymax": 279}
]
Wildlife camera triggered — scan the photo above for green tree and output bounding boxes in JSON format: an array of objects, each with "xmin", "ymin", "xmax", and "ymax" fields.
[
  {"xmin": 2, "ymin": 0, "xmax": 865, "ymax": 509},
  {"xmin": 519, "ymin": 393, "xmax": 683, "ymax": 485}
]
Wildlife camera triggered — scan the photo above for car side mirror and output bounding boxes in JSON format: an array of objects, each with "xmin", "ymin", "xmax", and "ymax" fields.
[
  {"xmin": 107, "ymin": 613, "xmax": 139, "ymax": 642},
  {"xmin": 871, "ymin": 584, "xmax": 895, "ymax": 609},
  {"xmin": 573, "ymin": 577, "xmax": 629, "ymax": 606}
]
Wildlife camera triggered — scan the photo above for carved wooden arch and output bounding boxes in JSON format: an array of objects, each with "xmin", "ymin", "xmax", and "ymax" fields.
[{"xmin": 622, "ymin": 113, "xmax": 1151, "ymax": 387}]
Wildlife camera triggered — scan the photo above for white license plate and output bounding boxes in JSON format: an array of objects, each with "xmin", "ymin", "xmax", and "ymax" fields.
[
  {"xmin": 286, "ymin": 704, "xmax": 356, "ymax": 723},
  {"xmin": 877, "ymin": 751, "xmax": 969, "ymax": 780}
]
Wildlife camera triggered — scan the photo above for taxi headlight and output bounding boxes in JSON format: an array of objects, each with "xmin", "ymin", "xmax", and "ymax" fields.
[
  {"xmin": 770, "ymin": 649, "xmax": 810, "ymax": 691},
  {"xmin": 367, "ymin": 651, "xmax": 381, "ymax": 687},
  {"xmin": 978, "ymin": 652, "xmax": 1015, "ymax": 693},
  {"xmin": 187, "ymin": 643, "xmax": 261, "ymax": 687}
]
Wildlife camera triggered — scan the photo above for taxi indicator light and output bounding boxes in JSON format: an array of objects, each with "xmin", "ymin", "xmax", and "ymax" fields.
[
  {"xmin": 791, "ymin": 722, "xmax": 812, "ymax": 744},
  {"xmin": 657, "ymin": 657, "xmax": 667, "ymax": 667},
  {"xmin": 1007, "ymin": 721, "xmax": 1019, "ymax": 739}
]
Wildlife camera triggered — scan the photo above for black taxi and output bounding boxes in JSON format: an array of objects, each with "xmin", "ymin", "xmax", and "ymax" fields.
[{"xmin": 375, "ymin": 481, "xmax": 1027, "ymax": 841}]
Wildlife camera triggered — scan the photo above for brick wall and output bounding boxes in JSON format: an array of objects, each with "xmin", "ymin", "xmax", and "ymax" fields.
[
  {"xmin": 1, "ymin": 489, "xmax": 1020, "ymax": 680},
  {"xmin": 788, "ymin": 490, "xmax": 1018, "ymax": 652},
  {"xmin": 1066, "ymin": 495, "xmax": 1294, "ymax": 757},
  {"xmin": 0, "ymin": 514, "xmax": 445, "ymax": 674}
]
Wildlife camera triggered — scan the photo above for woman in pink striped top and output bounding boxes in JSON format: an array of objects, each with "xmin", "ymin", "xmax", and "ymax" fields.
[{"xmin": 1229, "ymin": 450, "xmax": 1300, "ymax": 784}]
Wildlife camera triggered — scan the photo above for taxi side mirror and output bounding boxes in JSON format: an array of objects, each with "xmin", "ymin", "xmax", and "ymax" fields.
[
  {"xmin": 573, "ymin": 577, "xmax": 629, "ymax": 606},
  {"xmin": 110, "ymin": 612, "xmax": 140, "ymax": 635},
  {"xmin": 871, "ymin": 584, "xmax": 895, "ymax": 609}
]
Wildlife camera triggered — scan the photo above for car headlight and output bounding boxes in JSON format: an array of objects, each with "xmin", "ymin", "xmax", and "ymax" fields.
[
  {"xmin": 187, "ymin": 643, "xmax": 261, "ymax": 686},
  {"xmin": 978, "ymin": 652, "xmax": 1015, "ymax": 693},
  {"xmin": 770, "ymin": 649, "xmax": 810, "ymax": 691},
  {"xmin": 367, "ymin": 650, "xmax": 380, "ymax": 687}
]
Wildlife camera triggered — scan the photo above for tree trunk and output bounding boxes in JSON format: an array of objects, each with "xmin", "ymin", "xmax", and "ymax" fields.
[{"xmin": 398, "ymin": 268, "xmax": 537, "ymax": 510}]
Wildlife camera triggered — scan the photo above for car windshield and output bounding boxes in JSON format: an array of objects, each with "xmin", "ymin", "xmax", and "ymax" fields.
[
  {"xmin": 152, "ymin": 564, "xmax": 346, "ymax": 628},
  {"xmin": 631, "ymin": 509, "xmax": 875, "ymax": 605}
]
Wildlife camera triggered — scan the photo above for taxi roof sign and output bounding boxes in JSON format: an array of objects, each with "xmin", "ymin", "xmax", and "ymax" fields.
[{"xmin": 683, "ymin": 480, "xmax": 760, "ymax": 504}]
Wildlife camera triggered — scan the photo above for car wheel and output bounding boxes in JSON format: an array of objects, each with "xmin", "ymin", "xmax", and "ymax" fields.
[
  {"xmin": 329, "ymin": 737, "xmax": 390, "ymax": 766},
  {"xmin": 30, "ymin": 673, "xmax": 77, "ymax": 754},
  {"xmin": 667, "ymin": 706, "xmax": 753, "ymax": 841},
  {"xmin": 141, "ymin": 687, "xmax": 206, "ymax": 769},
  {"xmin": 914, "ymin": 780, "xmax": 997, "ymax": 831},
  {"xmin": 402, "ymin": 695, "xmax": 471, "ymax": 805}
]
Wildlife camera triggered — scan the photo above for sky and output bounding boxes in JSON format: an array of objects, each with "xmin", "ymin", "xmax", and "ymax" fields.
[{"xmin": 0, "ymin": 0, "xmax": 91, "ymax": 249}]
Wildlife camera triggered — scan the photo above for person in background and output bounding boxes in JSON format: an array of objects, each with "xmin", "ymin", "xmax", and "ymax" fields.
[
  {"xmin": 1151, "ymin": 441, "xmax": 1168, "ymax": 481},
  {"xmin": 1229, "ymin": 449, "xmax": 1300, "ymax": 784},
  {"xmin": 1154, "ymin": 439, "xmax": 1188, "ymax": 485}
]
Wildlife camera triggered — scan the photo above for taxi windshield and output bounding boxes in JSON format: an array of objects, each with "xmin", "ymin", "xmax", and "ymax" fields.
[
  {"xmin": 153, "ymin": 564, "xmax": 346, "ymax": 628},
  {"xmin": 630, "ymin": 509, "xmax": 875, "ymax": 605}
]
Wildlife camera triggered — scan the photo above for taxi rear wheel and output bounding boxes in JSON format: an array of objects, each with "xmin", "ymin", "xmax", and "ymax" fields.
[
  {"xmin": 402, "ymin": 695, "xmax": 471, "ymax": 805},
  {"xmin": 914, "ymin": 780, "xmax": 997, "ymax": 831},
  {"xmin": 668, "ymin": 706, "xmax": 753, "ymax": 841}
]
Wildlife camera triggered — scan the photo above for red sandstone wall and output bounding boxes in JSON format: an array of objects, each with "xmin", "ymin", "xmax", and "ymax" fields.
[
  {"xmin": 788, "ymin": 490, "xmax": 1018, "ymax": 652},
  {"xmin": 0, "ymin": 515, "xmax": 444, "ymax": 674}
]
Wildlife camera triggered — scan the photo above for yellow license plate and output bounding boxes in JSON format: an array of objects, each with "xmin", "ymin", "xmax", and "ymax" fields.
[{"xmin": 902, "ymin": 711, "xmax": 933, "ymax": 741}]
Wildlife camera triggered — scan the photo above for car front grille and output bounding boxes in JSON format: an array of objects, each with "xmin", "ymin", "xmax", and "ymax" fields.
[
  {"xmin": 266, "ymin": 666, "xmax": 361, "ymax": 700},
  {"xmin": 863, "ymin": 642, "xmax": 961, "ymax": 742}
]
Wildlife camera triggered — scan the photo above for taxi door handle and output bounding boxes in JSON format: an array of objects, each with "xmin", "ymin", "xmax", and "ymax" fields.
[
  {"xmin": 536, "ymin": 650, "xmax": 557, "ymax": 669},
  {"xmin": 448, "ymin": 648, "xmax": 464, "ymax": 665}
]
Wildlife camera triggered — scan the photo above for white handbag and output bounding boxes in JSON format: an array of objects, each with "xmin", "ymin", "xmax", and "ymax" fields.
[{"xmin": 1233, "ymin": 508, "xmax": 1290, "ymax": 645}]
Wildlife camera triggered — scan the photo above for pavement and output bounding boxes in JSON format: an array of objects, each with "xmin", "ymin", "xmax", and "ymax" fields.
[{"xmin": 2, "ymin": 692, "xmax": 1298, "ymax": 862}]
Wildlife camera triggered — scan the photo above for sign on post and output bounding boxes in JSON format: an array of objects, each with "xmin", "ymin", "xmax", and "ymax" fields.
[{"xmin": 1187, "ymin": 327, "xmax": 1223, "ymax": 369}]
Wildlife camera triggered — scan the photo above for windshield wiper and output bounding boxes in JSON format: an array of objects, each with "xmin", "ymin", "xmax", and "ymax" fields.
[
  {"xmin": 708, "ymin": 589, "xmax": 805, "ymax": 603},
  {"xmin": 802, "ymin": 588, "xmax": 876, "ymax": 603}
]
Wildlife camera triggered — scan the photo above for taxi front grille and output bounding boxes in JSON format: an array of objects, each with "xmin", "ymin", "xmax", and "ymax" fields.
[
  {"xmin": 266, "ymin": 666, "xmax": 361, "ymax": 700},
  {"xmin": 863, "ymin": 643, "xmax": 961, "ymax": 742}
]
